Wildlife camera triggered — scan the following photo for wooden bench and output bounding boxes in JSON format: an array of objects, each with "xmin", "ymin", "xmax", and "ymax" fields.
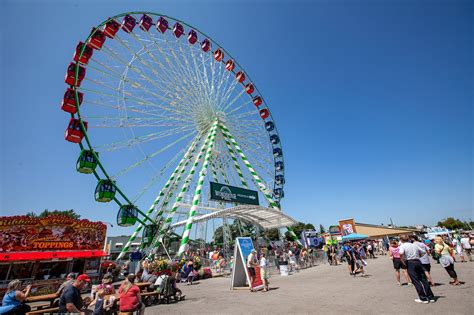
[{"xmin": 26, "ymin": 306, "xmax": 59, "ymax": 315}]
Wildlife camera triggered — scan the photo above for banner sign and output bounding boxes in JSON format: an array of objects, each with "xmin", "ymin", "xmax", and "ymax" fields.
[
  {"xmin": 339, "ymin": 219, "xmax": 357, "ymax": 236},
  {"xmin": 0, "ymin": 215, "xmax": 106, "ymax": 252},
  {"xmin": 231, "ymin": 237, "xmax": 263, "ymax": 290},
  {"xmin": 210, "ymin": 182, "xmax": 259, "ymax": 206}
]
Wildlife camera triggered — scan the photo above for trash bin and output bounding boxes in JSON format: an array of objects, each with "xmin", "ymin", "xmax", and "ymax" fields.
[{"xmin": 279, "ymin": 260, "xmax": 288, "ymax": 276}]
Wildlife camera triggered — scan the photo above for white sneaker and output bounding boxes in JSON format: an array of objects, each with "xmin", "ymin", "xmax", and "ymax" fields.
[
  {"xmin": 414, "ymin": 299, "xmax": 429, "ymax": 304},
  {"xmin": 429, "ymin": 299, "xmax": 436, "ymax": 303}
]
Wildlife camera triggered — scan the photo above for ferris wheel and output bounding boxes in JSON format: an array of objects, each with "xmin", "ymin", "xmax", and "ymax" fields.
[{"xmin": 61, "ymin": 11, "xmax": 298, "ymax": 259}]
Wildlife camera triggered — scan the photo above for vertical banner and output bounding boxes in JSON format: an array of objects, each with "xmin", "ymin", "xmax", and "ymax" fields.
[{"xmin": 231, "ymin": 237, "xmax": 263, "ymax": 290}]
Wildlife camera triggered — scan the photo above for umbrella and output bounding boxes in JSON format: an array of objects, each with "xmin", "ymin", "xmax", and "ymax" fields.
[{"xmin": 342, "ymin": 233, "xmax": 369, "ymax": 241}]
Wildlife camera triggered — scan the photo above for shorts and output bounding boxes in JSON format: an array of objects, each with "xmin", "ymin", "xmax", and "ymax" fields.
[
  {"xmin": 247, "ymin": 267, "xmax": 256, "ymax": 277},
  {"xmin": 260, "ymin": 269, "xmax": 269, "ymax": 280},
  {"xmin": 421, "ymin": 263, "xmax": 431, "ymax": 272},
  {"xmin": 393, "ymin": 258, "xmax": 407, "ymax": 270}
]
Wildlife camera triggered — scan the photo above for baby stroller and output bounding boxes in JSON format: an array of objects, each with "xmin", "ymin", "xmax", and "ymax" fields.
[{"xmin": 157, "ymin": 274, "xmax": 185, "ymax": 304}]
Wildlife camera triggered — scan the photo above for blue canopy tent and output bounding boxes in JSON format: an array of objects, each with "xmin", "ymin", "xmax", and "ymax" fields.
[{"xmin": 342, "ymin": 233, "xmax": 369, "ymax": 241}]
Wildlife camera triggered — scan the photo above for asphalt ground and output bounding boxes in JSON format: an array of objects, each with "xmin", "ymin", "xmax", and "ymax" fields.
[{"xmin": 147, "ymin": 254, "xmax": 473, "ymax": 315}]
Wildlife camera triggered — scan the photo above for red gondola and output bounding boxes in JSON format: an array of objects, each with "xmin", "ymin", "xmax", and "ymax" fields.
[
  {"xmin": 73, "ymin": 42, "xmax": 93, "ymax": 65},
  {"xmin": 103, "ymin": 19, "xmax": 121, "ymax": 38},
  {"xmin": 88, "ymin": 28, "xmax": 106, "ymax": 50},
  {"xmin": 61, "ymin": 89, "xmax": 84, "ymax": 114},
  {"xmin": 214, "ymin": 49, "xmax": 224, "ymax": 62},
  {"xmin": 65, "ymin": 118, "xmax": 88, "ymax": 143},
  {"xmin": 201, "ymin": 39, "xmax": 211, "ymax": 52},
  {"xmin": 173, "ymin": 22, "xmax": 184, "ymax": 38},
  {"xmin": 235, "ymin": 71, "xmax": 245, "ymax": 83},
  {"xmin": 157, "ymin": 17, "xmax": 169, "ymax": 33},
  {"xmin": 245, "ymin": 82, "xmax": 254, "ymax": 94},
  {"xmin": 259, "ymin": 108, "xmax": 269, "ymax": 119},
  {"xmin": 139, "ymin": 14, "xmax": 153, "ymax": 31},
  {"xmin": 225, "ymin": 60, "xmax": 235, "ymax": 71},
  {"xmin": 188, "ymin": 30, "xmax": 198, "ymax": 44},
  {"xmin": 65, "ymin": 62, "xmax": 86, "ymax": 87},
  {"xmin": 253, "ymin": 96, "xmax": 262, "ymax": 107},
  {"xmin": 122, "ymin": 15, "xmax": 136, "ymax": 33}
]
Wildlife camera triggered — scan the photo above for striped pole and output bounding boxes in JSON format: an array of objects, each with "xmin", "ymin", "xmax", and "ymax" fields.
[
  {"xmin": 177, "ymin": 121, "xmax": 219, "ymax": 257},
  {"xmin": 218, "ymin": 128, "xmax": 248, "ymax": 188},
  {"xmin": 116, "ymin": 135, "xmax": 201, "ymax": 260},
  {"xmin": 218, "ymin": 122, "xmax": 302, "ymax": 247},
  {"xmin": 155, "ymin": 121, "xmax": 219, "ymax": 246}
]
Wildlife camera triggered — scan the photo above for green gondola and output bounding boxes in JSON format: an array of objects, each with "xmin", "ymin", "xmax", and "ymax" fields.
[
  {"xmin": 117, "ymin": 205, "xmax": 138, "ymax": 227},
  {"xmin": 94, "ymin": 179, "xmax": 116, "ymax": 202},
  {"xmin": 76, "ymin": 150, "xmax": 99, "ymax": 174},
  {"xmin": 142, "ymin": 224, "xmax": 159, "ymax": 246}
]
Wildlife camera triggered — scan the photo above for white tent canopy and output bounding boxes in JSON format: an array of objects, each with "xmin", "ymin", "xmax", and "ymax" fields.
[{"xmin": 171, "ymin": 205, "xmax": 297, "ymax": 230}]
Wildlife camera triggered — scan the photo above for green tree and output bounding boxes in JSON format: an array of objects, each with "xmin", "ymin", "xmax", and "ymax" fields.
[
  {"xmin": 27, "ymin": 209, "xmax": 81, "ymax": 220},
  {"xmin": 264, "ymin": 228, "xmax": 280, "ymax": 241},
  {"xmin": 437, "ymin": 217, "xmax": 467, "ymax": 230}
]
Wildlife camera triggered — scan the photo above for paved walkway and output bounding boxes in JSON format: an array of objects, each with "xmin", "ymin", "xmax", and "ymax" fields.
[{"xmin": 147, "ymin": 255, "xmax": 473, "ymax": 314}]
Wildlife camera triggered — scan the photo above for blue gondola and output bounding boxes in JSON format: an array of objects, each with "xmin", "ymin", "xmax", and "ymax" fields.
[
  {"xmin": 265, "ymin": 121, "xmax": 275, "ymax": 132},
  {"xmin": 273, "ymin": 148, "xmax": 282, "ymax": 158},
  {"xmin": 275, "ymin": 161, "xmax": 284, "ymax": 171},
  {"xmin": 275, "ymin": 174, "xmax": 285, "ymax": 185},
  {"xmin": 270, "ymin": 134, "xmax": 280, "ymax": 145},
  {"xmin": 273, "ymin": 188, "xmax": 284, "ymax": 198}
]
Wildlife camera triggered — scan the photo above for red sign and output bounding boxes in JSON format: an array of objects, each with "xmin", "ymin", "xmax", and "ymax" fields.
[
  {"xmin": 252, "ymin": 266, "xmax": 263, "ymax": 289},
  {"xmin": 0, "ymin": 215, "xmax": 106, "ymax": 252}
]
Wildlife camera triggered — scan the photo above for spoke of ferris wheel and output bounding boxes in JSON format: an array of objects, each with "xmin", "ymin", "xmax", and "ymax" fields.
[
  {"xmin": 82, "ymin": 70, "xmax": 189, "ymax": 118},
  {"xmin": 224, "ymin": 98, "xmax": 253, "ymax": 117},
  {"xmin": 93, "ymin": 125, "xmax": 193, "ymax": 151},
  {"xmin": 132, "ymin": 146, "xmax": 184, "ymax": 203},
  {"xmin": 100, "ymin": 45, "xmax": 192, "ymax": 116},
  {"xmin": 111, "ymin": 130, "xmax": 196, "ymax": 179},
  {"xmin": 122, "ymin": 31, "xmax": 213, "ymax": 116},
  {"xmin": 116, "ymin": 134, "xmax": 202, "ymax": 260},
  {"xmin": 173, "ymin": 38, "xmax": 225, "ymax": 117},
  {"xmin": 154, "ymin": 122, "xmax": 217, "ymax": 246},
  {"xmin": 82, "ymin": 99, "xmax": 192, "ymax": 123},
  {"xmin": 119, "ymin": 33, "xmax": 205, "ymax": 111},
  {"xmin": 138, "ymin": 33, "xmax": 196, "ymax": 93},
  {"xmin": 83, "ymin": 116, "xmax": 191, "ymax": 128}
]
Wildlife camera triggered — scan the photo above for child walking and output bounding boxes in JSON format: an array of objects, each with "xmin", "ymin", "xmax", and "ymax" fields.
[{"xmin": 260, "ymin": 252, "xmax": 270, "ymax": 292}]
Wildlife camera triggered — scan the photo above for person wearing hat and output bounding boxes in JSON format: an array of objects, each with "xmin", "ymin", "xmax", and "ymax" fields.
[
  {"xmin": 92, "ymin": 274, "xmax": 115, "ymax": 300},
  {"xmin": 59, "ymin": 274, "xmax": 92, "ymax": 314},
  {"xmin": 246, "ymin": 249, "xmax": 258, "ymax": 292}
]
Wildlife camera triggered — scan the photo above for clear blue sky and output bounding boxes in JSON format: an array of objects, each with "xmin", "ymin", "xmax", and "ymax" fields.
[{"xmin": 0, "ymin": 0, "xmax": 472, "ymax": 235}]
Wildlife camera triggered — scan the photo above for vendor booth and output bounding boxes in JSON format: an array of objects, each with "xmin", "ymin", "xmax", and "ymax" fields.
[{"xmin": 0, "ymin": 215, "xmax": 107, "ymax": 298}]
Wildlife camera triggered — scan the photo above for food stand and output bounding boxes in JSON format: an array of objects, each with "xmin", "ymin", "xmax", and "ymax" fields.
[{"xmin": 0, "ymin": 215, "xmax": 107, "ymax": 298}]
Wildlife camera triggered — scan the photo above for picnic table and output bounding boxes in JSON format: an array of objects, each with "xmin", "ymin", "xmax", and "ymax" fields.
[
  {"xmin": 135, "ymin": 282, "xmax": 152, "ymax": 291},
  {"xmin": 26, "ymin": 293, "xmax": 59, "ymax": 310}
]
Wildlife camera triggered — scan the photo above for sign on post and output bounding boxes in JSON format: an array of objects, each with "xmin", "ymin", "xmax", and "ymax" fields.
[
  {"xmin": 210, "ymin": 182, "xmax": 259, "ymax": 205},
  {"xmin": 231, "ymin": 237, "xmax": 263, "ymax": 290}
]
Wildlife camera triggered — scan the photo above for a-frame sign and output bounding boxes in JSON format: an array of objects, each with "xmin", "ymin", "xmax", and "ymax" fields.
[{"xmin": 231, "ymin": 237, "xmax": 263, "ymax": 290}]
